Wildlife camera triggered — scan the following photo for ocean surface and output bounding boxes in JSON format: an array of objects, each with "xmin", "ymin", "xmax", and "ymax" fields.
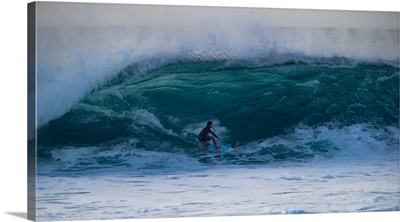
[
  {"xmin": 33, "ymin": 8, "xmax": 399, "ymax": 220},
  {"xmin": 35, "ymin": 58, "xmax": 399, "ymax": 220}
]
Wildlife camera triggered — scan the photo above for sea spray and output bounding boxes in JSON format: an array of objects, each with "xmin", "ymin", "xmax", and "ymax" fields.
[{"xmin": 36, "ymin": 25, "xmax": 399, "ymax": 127}]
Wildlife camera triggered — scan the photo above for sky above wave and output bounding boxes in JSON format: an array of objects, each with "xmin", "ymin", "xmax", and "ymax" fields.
[{"xmin": 37, "ymin": 2, "xmax": 399, "ymax": 29}]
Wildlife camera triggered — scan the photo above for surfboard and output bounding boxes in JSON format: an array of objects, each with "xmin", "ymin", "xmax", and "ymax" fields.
[{"xmin": 208, "ymin": 144, "xmax": 234, "ymax": 154}]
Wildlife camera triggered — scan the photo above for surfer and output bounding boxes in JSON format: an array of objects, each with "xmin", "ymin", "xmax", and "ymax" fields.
[{"xmin": 198, "ymin": 121, "xmax": 221, "ymax": 150}]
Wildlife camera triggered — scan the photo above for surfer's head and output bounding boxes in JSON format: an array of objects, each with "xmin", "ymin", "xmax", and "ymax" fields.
[{"xmin": 207, "ymin": 121, "xmax": 213, "ymax": 128}]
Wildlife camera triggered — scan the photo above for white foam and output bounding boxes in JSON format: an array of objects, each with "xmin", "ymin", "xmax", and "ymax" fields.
[
  {"xmin": 36, "ymin": 158, "xmax": 399, "ymax": 220},
  {"xmin": 295, "ymin": 80, "xmax": 321, "ymax": 88},
  {"xmin": 36, "ymin": 10, "xmax": 399, "ymax": 127},
  {"xmin": 254, "ymin": 123, "xmax": 399, "ymax": 163},
  {"xmin": 133, "ymin": 109, "xmax": 178, "ymax": 137}
]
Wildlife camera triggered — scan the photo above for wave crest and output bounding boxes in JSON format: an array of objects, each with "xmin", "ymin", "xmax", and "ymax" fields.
[{"xmin": 36, "ymin": 24, "xmax": 399, "ymax": 127}]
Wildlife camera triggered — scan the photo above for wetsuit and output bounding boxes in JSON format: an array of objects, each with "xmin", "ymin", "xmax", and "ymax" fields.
[{"xmin": 198, "ymin": 126, "xmax": 219, "ymax": 142}]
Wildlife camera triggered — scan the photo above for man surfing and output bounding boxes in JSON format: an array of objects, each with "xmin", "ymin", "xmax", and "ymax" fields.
[{"xmin": 198, "ymin": 121, "xmax": 221, "ymax": 150}]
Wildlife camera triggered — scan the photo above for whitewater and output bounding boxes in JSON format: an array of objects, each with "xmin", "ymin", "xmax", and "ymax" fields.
[{"xmin": 31, "ymin": 3, "xmax": 399, "ymax": 221}]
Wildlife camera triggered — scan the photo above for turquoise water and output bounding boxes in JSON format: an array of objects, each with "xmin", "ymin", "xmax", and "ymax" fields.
[{"xmin": 36, "ymin": 59, "xmax": 399, "ymax": 171}]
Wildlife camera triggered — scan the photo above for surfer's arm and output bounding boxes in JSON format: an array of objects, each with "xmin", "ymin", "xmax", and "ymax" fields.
[{"xmin": 210, "ymin": 130, "xmax": 220, "ymax": 140}]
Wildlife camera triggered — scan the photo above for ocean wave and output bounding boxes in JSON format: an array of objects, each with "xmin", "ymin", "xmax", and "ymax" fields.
[
  {"xmin": 37, "ymin": 121, "xmax": 399, "ymax": 175},
  {"xmin": 38, "ymin": 61, "xmax": 399, "ymax": 143},
  {"xmin": 36, "ymin": 58, "xmax": 399, "ymax": 172},
  {"xmin": 36, "ymin": 24, "xmax": 399, "ymax": 127}
]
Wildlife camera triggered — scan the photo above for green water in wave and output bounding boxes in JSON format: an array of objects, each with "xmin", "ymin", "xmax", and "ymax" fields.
[{"xmin": 38, "ymin": 61, "xmax": 399, "ymax": 149}]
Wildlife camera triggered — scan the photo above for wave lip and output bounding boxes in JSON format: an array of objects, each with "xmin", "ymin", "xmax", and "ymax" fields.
[{"xmin": 36, "ymin": 23, "xmax": 399, "ymax": 127}]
